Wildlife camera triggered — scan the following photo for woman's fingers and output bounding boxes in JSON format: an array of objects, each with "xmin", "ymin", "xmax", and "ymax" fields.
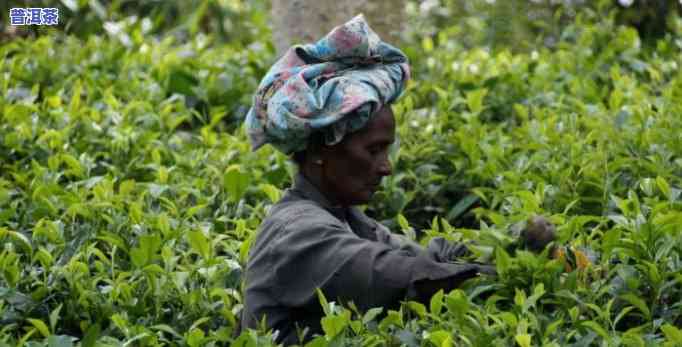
[{"xmin": 522, "ymin": 215, "xmax": 556, "ymax": 253}]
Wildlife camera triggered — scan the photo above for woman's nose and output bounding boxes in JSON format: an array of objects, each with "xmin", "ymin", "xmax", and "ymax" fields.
[{"xmin": 377, "ymin": 155, "xmax": 392, "ymax": 176}]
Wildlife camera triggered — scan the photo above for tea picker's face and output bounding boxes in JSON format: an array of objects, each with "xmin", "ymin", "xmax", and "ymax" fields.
[{"xmin": 318, "ymin": 106, "xmax": 396, "ymax": 206}]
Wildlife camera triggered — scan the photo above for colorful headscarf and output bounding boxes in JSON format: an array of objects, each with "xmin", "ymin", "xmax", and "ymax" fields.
[{"xmin": 245, "ymin": 14, "xmax": 410, "ymax": 154}]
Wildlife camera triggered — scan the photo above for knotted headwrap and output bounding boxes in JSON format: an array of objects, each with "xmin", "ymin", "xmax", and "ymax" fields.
[{"xmin": 246, "ymin": 14, "xmax": 410, "ymax": 154}]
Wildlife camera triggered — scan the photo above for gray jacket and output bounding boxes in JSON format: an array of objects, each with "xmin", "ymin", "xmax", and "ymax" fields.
[{"xmin": 241, "ymin": 173, "xmax": 491, "ymax": 345}]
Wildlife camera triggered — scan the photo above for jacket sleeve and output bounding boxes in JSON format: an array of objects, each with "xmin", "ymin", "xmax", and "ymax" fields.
[
  {"xmin": 267, "ymin": 209, "xmax": 487, "ymax": 311},
  {"xmin": 373, "ymin": 223, "xmax": 472, "ymax": 262}
]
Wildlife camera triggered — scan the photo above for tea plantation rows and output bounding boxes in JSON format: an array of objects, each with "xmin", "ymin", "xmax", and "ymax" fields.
[{"xmin": 1, "ymin": 2, "xmax": 681, "ymax": 347}]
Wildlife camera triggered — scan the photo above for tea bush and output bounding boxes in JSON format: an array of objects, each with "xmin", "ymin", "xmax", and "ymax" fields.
[{"xmin": 1, "ymin": 1, "xmax": 681, "ymax": 346}]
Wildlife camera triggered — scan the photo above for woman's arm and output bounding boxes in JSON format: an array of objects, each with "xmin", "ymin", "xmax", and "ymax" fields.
[
  {"xmin": 373, "ymin": 223, "xmax": 473, "ymax": 262},
  {"xmin": 267, "ymin": 210, "xmax": 490, "ymax": 311}
]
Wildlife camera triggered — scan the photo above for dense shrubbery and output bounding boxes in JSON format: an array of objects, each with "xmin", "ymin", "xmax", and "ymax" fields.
[{"xmin": 1, "ymin": 1, "xmax": 681, "ymax": 346}]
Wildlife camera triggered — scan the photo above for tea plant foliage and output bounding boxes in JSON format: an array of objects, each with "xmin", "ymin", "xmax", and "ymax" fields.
[{"xmin": 1, "ymin": 1, "xmax": 681, "ymax": 346}]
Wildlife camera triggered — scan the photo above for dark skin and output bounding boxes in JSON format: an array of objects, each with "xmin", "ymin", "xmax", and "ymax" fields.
[
  {"xmin": 300, "ymin": 106, "xmax": 395, "ymax": 207},
  {"xmin": 523, "ymin": 215, "xmax": 556, "ymax": 253}
]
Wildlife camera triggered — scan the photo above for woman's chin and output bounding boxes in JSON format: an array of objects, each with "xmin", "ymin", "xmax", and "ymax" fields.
[{"xmin": 359, "ymin": 190, "xmax": 375, "ymax": 204}]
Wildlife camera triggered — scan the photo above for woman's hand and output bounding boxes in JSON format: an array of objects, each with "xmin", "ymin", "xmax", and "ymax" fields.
[
  {"xmin": 426, "ymin": 237, "xmax": 472, "ymax": 262},
  {"xmin": 521, "ymin": 215, "xmax": 556, "ymax": 253}
]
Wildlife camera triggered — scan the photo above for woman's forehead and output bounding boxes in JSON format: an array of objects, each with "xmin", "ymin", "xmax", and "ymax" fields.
[
  {"xmin": 348, "ymin": 107, "xmax": 396, "ymax": 144},
  {"xmin": 368, "ymin": 107, "xmax": 395, "ymax": 132}
]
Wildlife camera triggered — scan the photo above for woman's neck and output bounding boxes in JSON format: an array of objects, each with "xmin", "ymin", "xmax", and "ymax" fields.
[{"xmin": 300, "ymin": 167, "xmax": 346, "ymax": 208}]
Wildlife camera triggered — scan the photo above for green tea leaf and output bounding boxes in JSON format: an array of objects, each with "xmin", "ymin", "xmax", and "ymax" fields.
[
  {"xmin": 427, "ymin": 330, "xmax": 452, "ymax": 347},
  {"xmin": 130, "ymin": 234, "xmax": 162, "ymax": 267},
  {"xmin": 620, "ymin": 293, "xmax": 651, "ymax": 319},
  {"xmin": 661, "ymin": 324, "xmax": 682, "ymax": 343},
  {"xmin": 49, "ymin": 304, "xmax": 62, "ymax": 333},
  {"xmin": 317, "ymin": 289, "xmax": 331, "ymax": 316},
  {"xmin": 430, "ymin": 289, "xmax": 444, "ymax": 317},
  {"xmin": 0, "ymin": 228, "xmax": 33, "ymax": 253},
  {"xmin": 515, "ymin": 334, "xmax": 531, "ymax": 347},
  {"xmin": 320, "ymin": 310, "xmax": 350, "ymax": 338},
  {"xmin": 581, "ymin": 321, "xmax": 610, "ymax": 341},
  {"xmin": 260, "ymin": 183, "xmax": 281, "ymax": 203},
  {"xmin": 466, "ymin": 88, "xmax": 488, "ymax": 114},
  {"xmin": 447, "ymin": 194, "xmax": 479, "ymax": 221},
  {"xmin": 362, "ymin": 307, "xmax": 383, "ymax": 324},
  {"xmin": 81, "ymin": 323, "xmax": 101, "ymax": 347},
  {"xmin": 27, "ymin": 318, "xmax": 50, "ymax": 337},
  {"xmin": 445, "ymin": 290, "xmax": 469, "ymax": 317},
  {"xmin": 495, "ymin": 247, "xmax": 511, "ymax": 277},
  {"xmin": 47, "ymin": 335, "xmax": 74, "ymax": 347},
  {"xmin": 407, "ymin": 301, "xmax": 426, "ymax": 318},
  {"xmin": 224, "ymin": 165, "xmax": 250, "ymax": 202},
  {"xmin": 656, "ymin": 176, "xmax": 671, "ymax": 199},
  {"xmin": 187, "ymin": 230, "xmax": 211, "ymax": 259}
]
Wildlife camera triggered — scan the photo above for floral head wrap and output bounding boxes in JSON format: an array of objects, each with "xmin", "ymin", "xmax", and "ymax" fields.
[{"xmin": 245, "ymin": 14, "xmax": 410, "ymax": 154}]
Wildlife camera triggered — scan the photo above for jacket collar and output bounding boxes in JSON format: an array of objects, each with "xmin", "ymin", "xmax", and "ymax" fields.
[
  {"xmin": 292, "ymin": 173, "xmax": 338, "ymax": 213},
  {"xmin": 291, "ymin": 173, "xmax": 378, "ymax": 236}
]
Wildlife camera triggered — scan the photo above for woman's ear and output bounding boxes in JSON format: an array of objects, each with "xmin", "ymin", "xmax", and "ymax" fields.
[
  {"xmin": 305, "ymin": 132, "xmax": 328, "ymax": 166},
  {"xmin": 310, "ymin": 147, "xmax": 326, "ymax": 166}
]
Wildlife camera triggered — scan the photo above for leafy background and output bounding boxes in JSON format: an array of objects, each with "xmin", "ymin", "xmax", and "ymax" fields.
[{"xmin": 1, "ymin": 0, "xmax": 681, "ymax": 346}]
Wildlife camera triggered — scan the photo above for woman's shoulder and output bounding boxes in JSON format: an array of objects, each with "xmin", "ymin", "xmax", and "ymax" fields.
[
  {"xmin": 248, "ymin": 194, "xmax": 347, "ymax": 265},
  {"xmin": 263, "ymin": 192, "xmax": 346, "ymax": 233}
]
